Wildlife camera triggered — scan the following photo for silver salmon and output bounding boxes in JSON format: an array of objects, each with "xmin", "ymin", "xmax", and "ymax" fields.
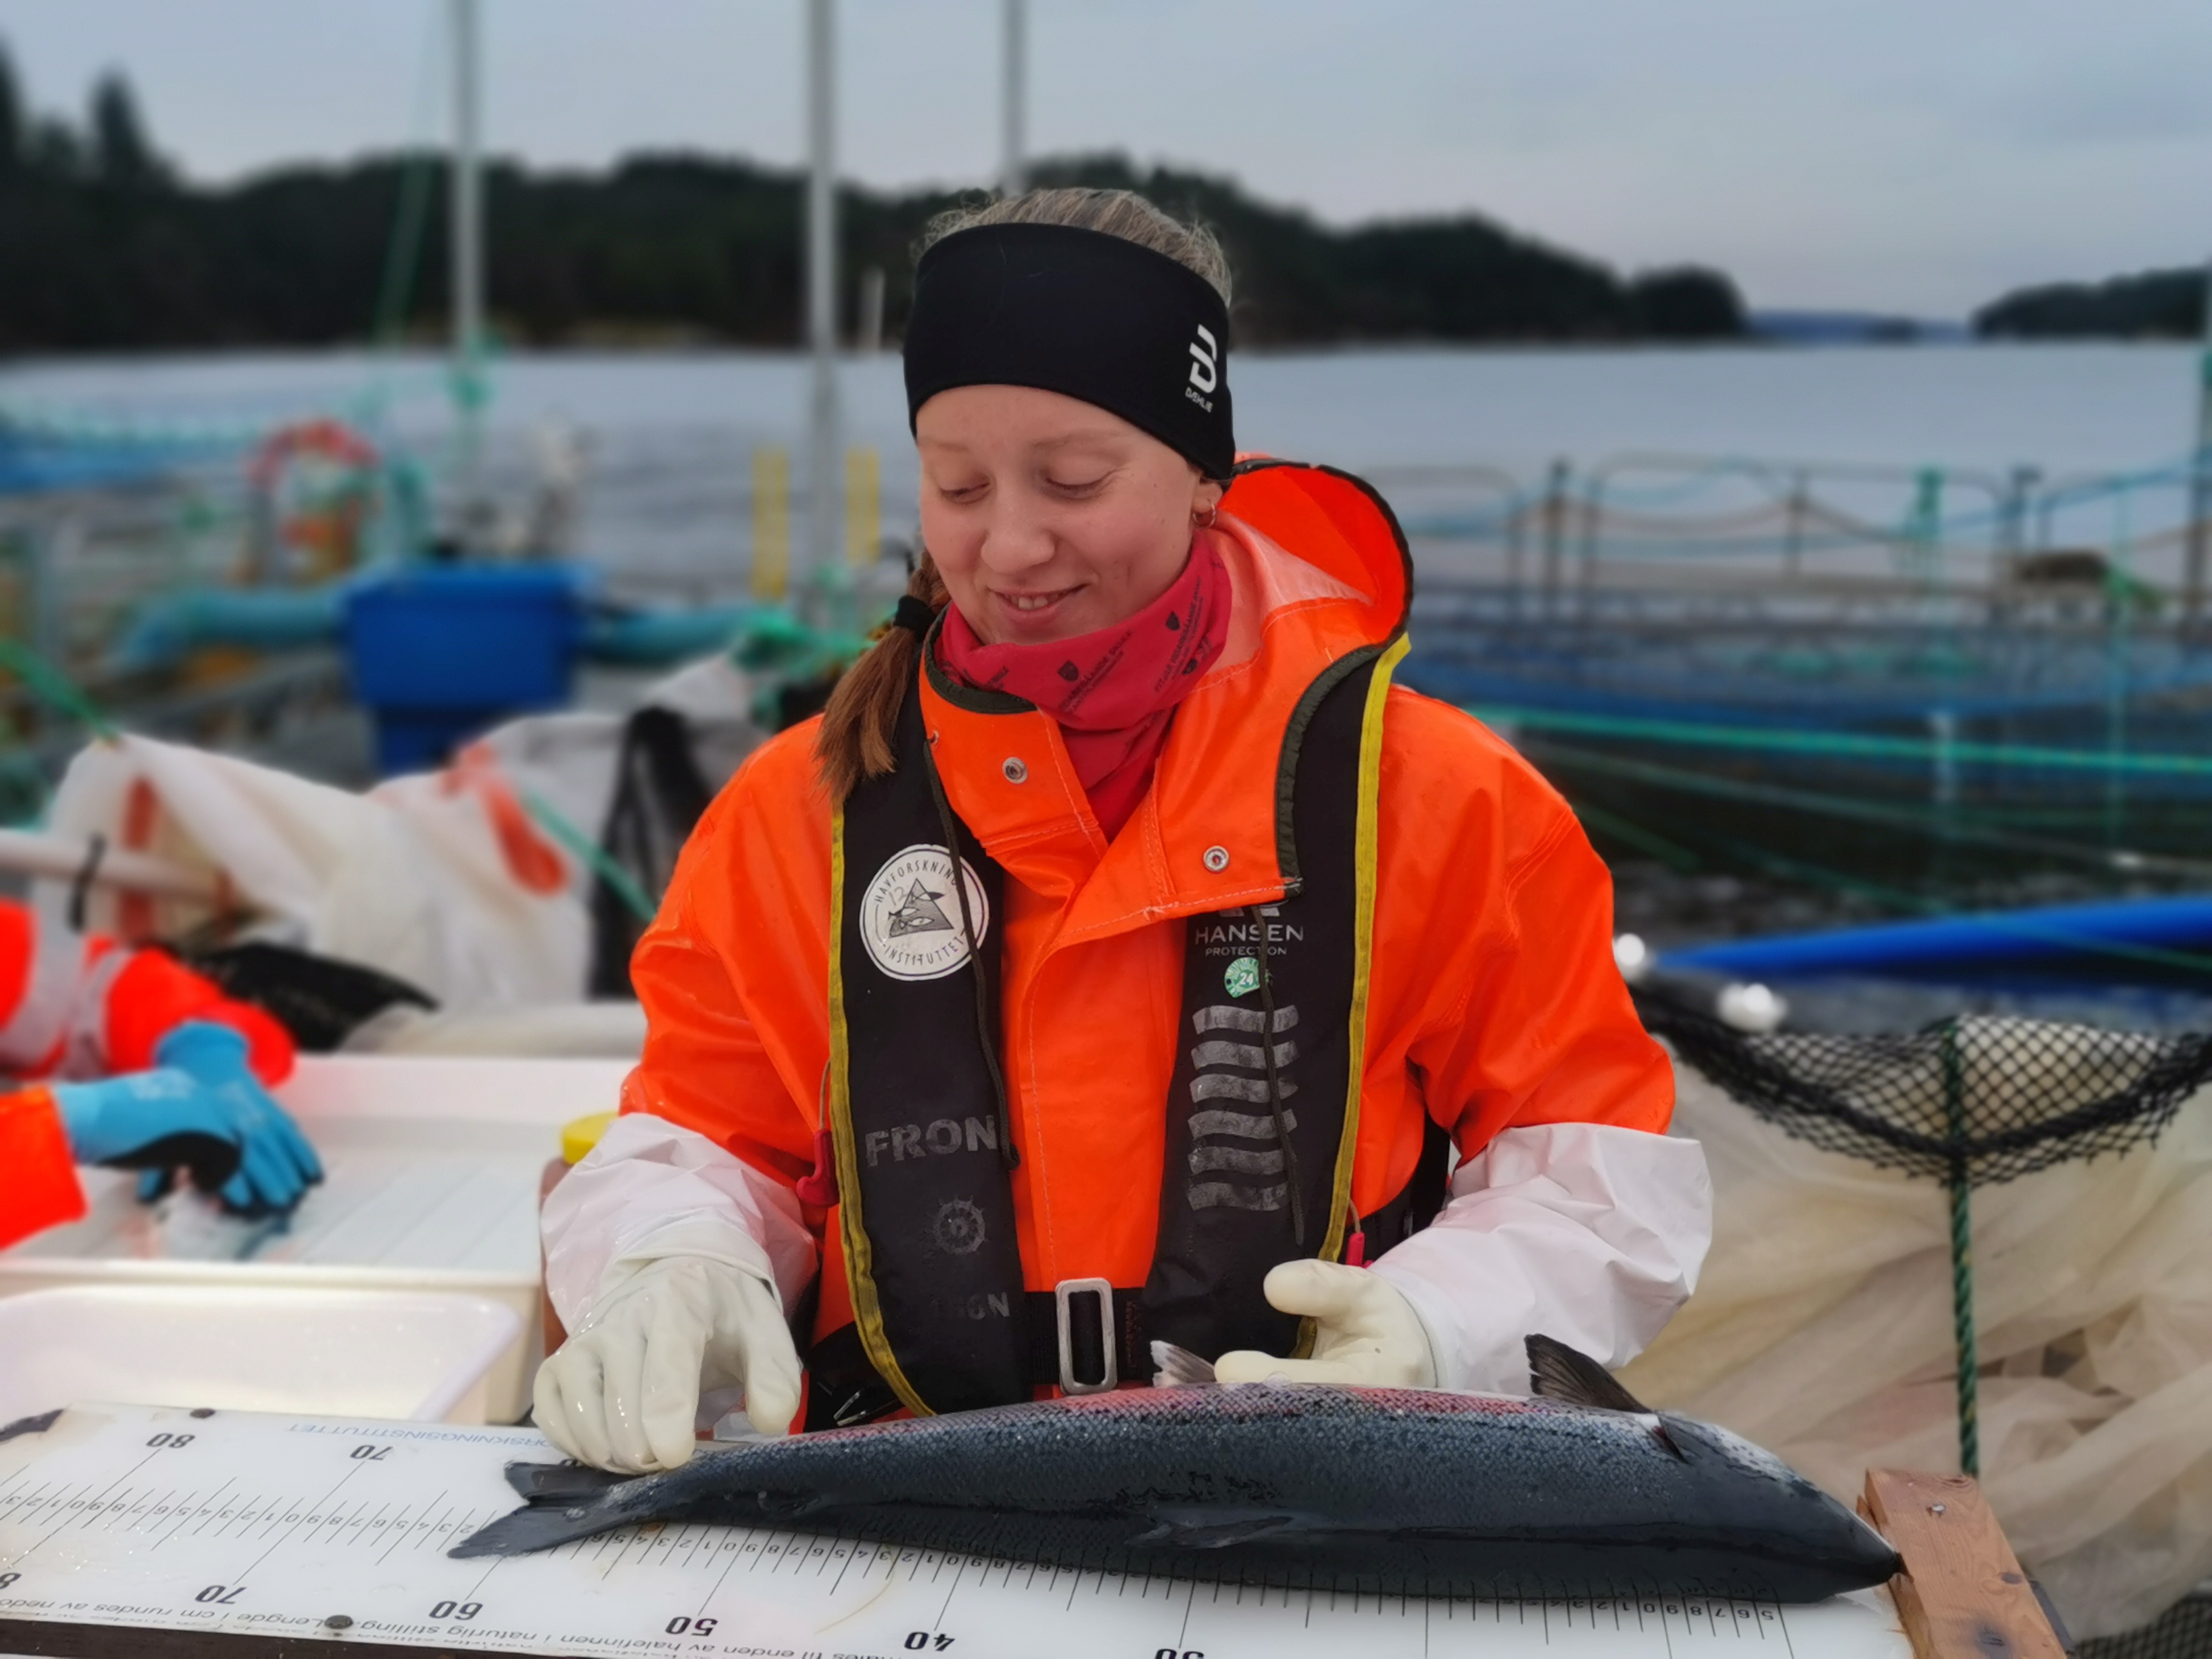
[{"xmin": 452, "ymin": 1337, "xmax": 1898, "ymax": 1602}]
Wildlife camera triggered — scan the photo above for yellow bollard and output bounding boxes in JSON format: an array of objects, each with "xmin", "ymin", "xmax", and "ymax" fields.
[
  {"xmin": 751, "ymin": 446, "xmax": 790, "ymax": 600},
  {"xmin": 845, "ymin": 446, "xmax": 880, "ymax": 567}
]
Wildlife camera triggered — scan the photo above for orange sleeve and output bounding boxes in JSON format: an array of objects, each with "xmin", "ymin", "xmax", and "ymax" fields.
[
  {"xmin": 0, "ymin": 1085, "xmax": 87, "ymax": 1249},
  {"xmin": 1377, "ymin": 691, "xmax": 1674, "ymax": 1157},
  {"xmin": 620, "ymin": 724, "xmax": 831, "ymax": 1188},
  {"xmin": 101, "ymin": 948, "xmax": 296, "ymax": 1085},
  {"xmin": 0, "ymin": 902, "xmax": 33, "ymax": 1034}
]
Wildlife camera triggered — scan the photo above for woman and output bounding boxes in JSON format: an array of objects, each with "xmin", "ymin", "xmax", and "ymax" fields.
[{"xmin": 539, "ymin": 190, "xmax": 1709, "ymax": 1473}]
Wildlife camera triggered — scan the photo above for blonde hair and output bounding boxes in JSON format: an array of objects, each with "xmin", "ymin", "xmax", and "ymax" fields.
[
  {"xmin": 814, "ymin": 187, "xmax": 1232, "ymax": 803},
  {"xmin": 918, "ymin": 187, "xmax": 1232, "ymax": 306}
]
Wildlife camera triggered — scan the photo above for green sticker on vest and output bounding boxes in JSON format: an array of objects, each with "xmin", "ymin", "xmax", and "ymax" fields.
[{"xmin": 1224, "ymin": 956, "xmax": 1259, "ymax": 998}]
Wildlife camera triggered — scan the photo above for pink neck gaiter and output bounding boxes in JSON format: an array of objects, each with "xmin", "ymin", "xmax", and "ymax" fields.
[{"xmin": 936, "ymin": 532, "xmax": 1230, "ymax": 839}]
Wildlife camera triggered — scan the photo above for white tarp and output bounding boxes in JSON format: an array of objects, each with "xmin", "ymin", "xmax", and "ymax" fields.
[
  {"xmin": 1627, "ymin": 1034, "xmax": 2212, "ymax": 1640},
  {"xmin": 35, "ymin": 655, "xmax": 762, "ymax": 1013}
]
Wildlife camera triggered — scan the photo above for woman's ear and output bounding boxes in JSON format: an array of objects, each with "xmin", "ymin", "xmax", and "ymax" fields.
[{"xmin": 1193, "ymin": 474, "xmax": 1227, "ymax": 521}]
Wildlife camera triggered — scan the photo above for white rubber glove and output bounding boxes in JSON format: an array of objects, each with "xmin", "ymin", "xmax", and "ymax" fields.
[
  {"xmin": 1212, "ymin": 1259, "xmax": 1438, "ymax": 1388},
  {"xmin": 534, "ymin": 1255, "xmax": 803, "ymax": 1473}
]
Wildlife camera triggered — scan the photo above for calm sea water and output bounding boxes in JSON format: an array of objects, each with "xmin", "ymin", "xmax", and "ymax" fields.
[{"xmin": 2, "ymin": 341, "xmax": 2203, "ymax": 595}]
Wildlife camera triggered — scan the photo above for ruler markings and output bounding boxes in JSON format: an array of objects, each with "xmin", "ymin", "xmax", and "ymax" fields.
[
  {"xmin": 232, "ymin": 1458, "xmax": 368, "ymax": 1583},
  {"xmin": 692, "ymin": 1531, "xmax": 745, "ymax": 1621},
  {"xmin": 92, "ymin": 1485, "xmax": 141, "ymax": 1532},
  {"xmin": 197, "ymin": 1489, "xmax": 256, "ymax": 1539},
  {"xmin": 461, "ymin": 1553, "xmax": 504, "ymax": 1603},
  {"xmin": 395, "ymin": 1496, "xmax": 450, "ymax": 1560},
  {"xmin": 142, "ymin": 1484, "xmax": 206, "ymax": 1541},
  {"xmin": 933, "ymin": 1556, "xmax": 965, "ymax": 1630},
  {"xmin": 0, "ymin": 1480, "xmax": 56, "ymax": 1534},
  {"xmin": 80, "ymin": 1451, "xmax": 160, "ymax": 1515}
]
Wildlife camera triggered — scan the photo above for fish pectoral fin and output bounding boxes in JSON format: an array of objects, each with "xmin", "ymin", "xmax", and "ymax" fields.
[
  {"xmin": 753, "ymin": 1489, "xmax": 823, "ymax": 1518},
  {"xmin": 1133, "ymin": 1513, "xmax": 1299, "ymax": 1550},
  {"xmin": 1148, "ymin": 1341, "xmax": 1219, "ymax": 1387},
  {"xmin": 503, "ymin": 1460, "xmax": 632, "ymax": 1503},
  {"xmin": 1525, "ymin": 1333, "xmax": 1656, "ymax": 1415}
]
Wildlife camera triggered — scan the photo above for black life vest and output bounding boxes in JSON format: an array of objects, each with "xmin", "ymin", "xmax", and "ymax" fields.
[{"xmin": 818, "ymin": 480, "xmax": 1441, "ymax": 1423}]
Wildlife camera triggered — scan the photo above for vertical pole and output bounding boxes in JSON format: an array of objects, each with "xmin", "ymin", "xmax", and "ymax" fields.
[
  {"xmin": 751, "ymin": 447, "xmax": 790, "ymax": 601},
  {"xmin": 1001, "ymin": 0, "xmax": 1027, "ymax": 196},
  {"xmin": 1939, "ymin": 1024, "xmax": 1978, "ymax": 1479},
  {"xmin": 1783, "ymin": 470, "xmax": 1808, "ymax": 578},
  {"xmin": 2186, "ymin": 260, "xmax": 2212, "ymax": 629},
  {"xmin": 1505, "ymin": 488, "xmax": 1526, "ymax": 622},
  {"xmin": 805, "ymin": 0, "xmax": 840, "ymax": 597},
  {"xmin": 845, "ymin": 447, "xmax": 880, "ymax": 567},
  {"xmin": 856, "ymin": 266, "xmax": 886, "ymax": 355},
  {"xmin": 448, "ymin": 0, "xmax": 485, "ymax": 493},
  {"xmin": 1540, "ymin": 459, "xmax": 1569, "ymax": 622}
]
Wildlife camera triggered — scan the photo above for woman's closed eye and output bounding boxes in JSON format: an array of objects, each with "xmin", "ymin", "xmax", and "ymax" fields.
[{"xmin": 1042, "ymin": 471, "xmax": 1113, "ymax": 499}]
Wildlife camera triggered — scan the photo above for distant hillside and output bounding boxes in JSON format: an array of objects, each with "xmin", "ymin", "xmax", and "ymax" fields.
[
  {"xmin": 0, "ymin": 58, "xmax": 1745, "ymax": 354},
  {"xmin": 1976, "ymin": 267, "xmax": 2208, "ymax": 339}
]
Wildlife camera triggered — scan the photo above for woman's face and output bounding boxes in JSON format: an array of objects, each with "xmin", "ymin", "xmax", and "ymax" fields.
[{"xmin": 916, "ymin": 384, "xmax": 1225, "ymax": 646}]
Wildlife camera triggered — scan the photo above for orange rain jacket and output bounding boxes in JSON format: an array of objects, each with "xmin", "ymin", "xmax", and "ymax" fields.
[
  {"xmin": 0, "ymin": 900, "xmax": 296, "ymax": 1250},
  {"xmin": 622, "ymin": 463, "xmax": 1674, "ymax": 1354}
]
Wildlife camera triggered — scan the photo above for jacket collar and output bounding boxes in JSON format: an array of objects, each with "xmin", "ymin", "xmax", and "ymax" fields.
[{"xmin": 916, "ymin": 459, "xmax": 1412, "ymax": 943}]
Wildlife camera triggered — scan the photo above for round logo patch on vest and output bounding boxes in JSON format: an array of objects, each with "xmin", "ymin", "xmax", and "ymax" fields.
[{"xmin": 859, "ymin": 843, "xmax": 991, "ymax": 982}]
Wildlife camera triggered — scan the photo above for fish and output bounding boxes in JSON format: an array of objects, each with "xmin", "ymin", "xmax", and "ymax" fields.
[{"xmin": 451, "ymin": 1335, "xmax": 1899, "ymax": 1603}]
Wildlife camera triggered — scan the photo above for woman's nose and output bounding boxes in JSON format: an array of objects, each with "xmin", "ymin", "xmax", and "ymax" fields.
[{"xmin": 979, "ymin": 499, "xmax": 1057, "ymax": 575}]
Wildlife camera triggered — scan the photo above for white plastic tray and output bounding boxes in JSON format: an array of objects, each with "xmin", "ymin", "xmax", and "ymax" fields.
[
  {"xmin": 0, "ymin": 1285, "xmax": 521, "ymax": 1424},
  {"xmin": 0, "ymin": 1055, "xmax": 629, "ymax": 1423}
]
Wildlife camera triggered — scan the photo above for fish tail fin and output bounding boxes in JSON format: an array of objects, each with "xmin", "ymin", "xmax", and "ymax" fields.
[
  {"xmin": 448, "ymin": 1462, "xmax": 645, "ymax": 1559},
  {"xmin": 1149, "ymin": 1341, "xmax": 1218, "ymax": 1387}
]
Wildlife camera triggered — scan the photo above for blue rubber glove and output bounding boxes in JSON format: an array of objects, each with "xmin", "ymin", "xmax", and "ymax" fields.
[
  {"xmin": 51, "ymin": 1068, "xmax": 246, "ymax": 1198},
  {"xmin": 152, "ymin": 1021, "xmax": 324, "ymax": 1216}
]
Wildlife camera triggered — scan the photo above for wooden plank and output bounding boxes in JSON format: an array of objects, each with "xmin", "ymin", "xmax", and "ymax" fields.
[{"xmin": 1863, "ymin": 1468, "xmax": 2067, "ymax": 1659}]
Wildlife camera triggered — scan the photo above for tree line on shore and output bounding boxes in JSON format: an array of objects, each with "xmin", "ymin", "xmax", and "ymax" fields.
[
  {"xmin": 1, "ymin": 56, "xmax": 2200, "ymax": 353},
  {"xmin": 0, "ymin": 58, "xmax": 1751, "ymax": 354}
]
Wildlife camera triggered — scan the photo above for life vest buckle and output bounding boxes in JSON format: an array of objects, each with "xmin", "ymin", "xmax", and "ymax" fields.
[{"xmin": 1053, "ymin": 1277, "xmax": 1118, "ymax": 1396}]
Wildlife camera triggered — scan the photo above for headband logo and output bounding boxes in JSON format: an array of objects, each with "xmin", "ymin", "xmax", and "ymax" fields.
[{"xmin": 1185, "ymin": 324, "xmax": 1219, "ymax": 413}]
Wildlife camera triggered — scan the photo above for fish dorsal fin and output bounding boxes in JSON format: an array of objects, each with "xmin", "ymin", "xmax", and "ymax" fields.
[
  {"xmin": 1526, "ymin": 1336, "xmax": 1688, "ymax": 1461},
  {"xmin": 1526, "ymin": 1334, "xmax": 1654, "ymax": 1414}
]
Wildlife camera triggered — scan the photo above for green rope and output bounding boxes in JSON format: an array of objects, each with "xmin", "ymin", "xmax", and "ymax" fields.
[
  {"xmin": 0, "ymin": 640, "xmax": 118, "ymax": 740},
  {"xmin": 1939, "ymin": 1022, "xmax": 1979, "ymax": 1477},
  {"xmin": 1534, "ymin": 736, "xmax": 2212, "ymax": 877},
  {"xmin": 519, "ymin": 789, "xmax": 657, "ymax": 926},
  {"xmin": 1564, "ymin": 797, "xmax": 1704, "ymax": 871},
  {"xmin": 1470, "ymin": 704, "xmax": 2212, "ymax": 781}
]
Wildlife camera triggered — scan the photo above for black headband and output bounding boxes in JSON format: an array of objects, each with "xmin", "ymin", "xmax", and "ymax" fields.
[{"xmin": 903, "ymin": 223, "xmax": 1234, "ymax": 480}]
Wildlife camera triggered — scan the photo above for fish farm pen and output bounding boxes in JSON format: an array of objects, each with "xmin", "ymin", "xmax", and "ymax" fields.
[{"xmin": 1376, "ymin": 453, "xmax": 2212, "ymax": 940}]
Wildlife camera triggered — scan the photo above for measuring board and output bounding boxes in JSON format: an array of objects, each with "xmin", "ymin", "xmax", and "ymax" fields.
[{"xmin": 0, "ymin": 1404, "xmax": 1915, "ymax": 1659}]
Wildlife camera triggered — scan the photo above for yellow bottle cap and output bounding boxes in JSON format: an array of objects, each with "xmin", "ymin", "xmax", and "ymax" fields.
[{"xmin": 560, "ymin": 1111, "xmax": 618, "ymax": 1165}]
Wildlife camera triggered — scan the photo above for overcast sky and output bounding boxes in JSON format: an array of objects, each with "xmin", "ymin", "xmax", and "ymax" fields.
[{"xmin": 0, "ymin": 0, "xmax": 2205, "ymax": 318}]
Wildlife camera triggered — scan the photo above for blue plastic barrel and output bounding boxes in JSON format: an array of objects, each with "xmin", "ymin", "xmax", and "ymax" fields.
[{"xmin": 343, "ymin": 566, "xmax": 583, "ymax": 774}]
